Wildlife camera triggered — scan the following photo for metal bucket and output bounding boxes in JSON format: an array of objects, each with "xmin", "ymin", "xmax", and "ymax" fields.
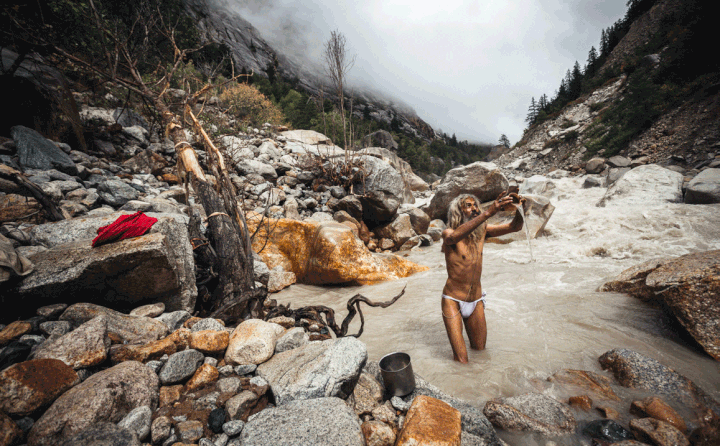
[{"xmin": 379, "ymin": 352, "xmax": 416, "ymax": 397}]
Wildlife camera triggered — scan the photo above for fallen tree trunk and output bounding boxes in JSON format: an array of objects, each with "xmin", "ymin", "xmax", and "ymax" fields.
[{"xmin": 0, "ymin": 164, "xmax": 67, "ymax": 222}]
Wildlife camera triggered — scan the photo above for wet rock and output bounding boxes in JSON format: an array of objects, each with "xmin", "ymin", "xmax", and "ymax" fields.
[
  {"xmin": 257, "ymin": 336, "xmax": 367, "ymax": 405},
  {"xmin": 117, "ymin": 405, "xmax": 152, "ymax": 441},
  {"xmin": 185, "ymin": 364, "xmax": 219, "ymax": 391},
  {"xmin": 630, "ymin": 396, "xmax": 686, "ymax": 432},
  {"xmin": 689, "ymin": 409, "xmax": 720, "ymax": 446},
  {"xmin": 483, "ymin": 393, "xmax": 576, "ymax": 435},
  {"xmin": 27, "ymin": 361, "xmax": 159, "ymax": 446},
  {"xmin": 519, "ymin": 175, "xmax": 556, "ymax": 197},
  {"xmin": 598, "ymin": 349, "xmax": 719, "ymax": 414},
  {"xmin": 362, "ymin": 420, "xmax": 396, "ymax": 446},
  {"xmin": 57, "ymin": 422, "xmax": 141, "ymax": 446},
  {"xmin": 239, "ymin": 397, "xmax": 363, "ymax": 446},
  {"xmin": 597, "ymin": 405, "xmax": 620, "ymax": 420},
  {"xmin": 351, "ymin": 372, "xmax": 384, "ymax": 415},
  {"xmin": 274, "ymin": 327, "xmax": 309, "ymax": 353},
  {"xmin": 630, "ymin": 418, "xmax": 689, "ymax": 446},
  {"xmin": 248, "ymin": 217, "xmax": 427, "ymax": 285},
  {"xmin": 0, "ymin": 340, "xmax": 33, "ymax": 372},
  {"xmin": 597, "ymin": 164, "xmax": 683, "ymax": 207},
  {"xmin": 0, "ymin": 321, "xmax": 32, "ymax": 346},
  {"xmin": 60, "ymin": 303, "xmax": 168, "ymax": 344},
  {"xmin": 190, "ymin": 330, "xmax": 229, "ymax": 355},
  {"xmin": 581, "ymin": 419, "xmax": 633, "ymax": 442},
  {"xmin": 225, "ymin": 319, "xmax": 284, "ymax": 365},
  {"xmin": 684, "ymin": 168, "xmax": 720, "ymax": 204},
  {"xmin": 0, "ymin": 359, "xmax": 78, "ymax": 416},
  {"xmin": 426, "ymin": 162, "xmax": 509, "ymax": 220},
  {"xmin": 158, "ymin": 349, "xmax": 204, "ymax": 384},
  {"xmin": 606, "ymin": 167, "xmax": 631, "ymax": 186},
  {"xmin": 599, "ymin": 250, "xmax": 720, "ymax": 360},
  {"xmin": 32, "ymin": 315, "xmax": 110, "ymax": 369},
  {"xmin": 568, "ymin": 395, "xmax": 592, "ymax": 411},
  {"xmin": 396, "ymin": 395, "xmax": 461, "ymax": 446},
  {"xmin": 548, "ymin": 369, "xmax": 619, "ymax": 401},
  {"xmin": 11, "ymin": 125, "xmax": 77, "ymax": 175},
  {"xmin": 129, "ymin": 302, "xmax": 165, "ymax": 318}
]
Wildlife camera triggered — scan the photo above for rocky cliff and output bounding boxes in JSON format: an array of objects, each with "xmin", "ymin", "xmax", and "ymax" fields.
[
  {"xmin": 496, "ymin": 0, "xmax": 719, "ymax": 181},
  {"xmin": 184, "ymin": 0, "xmax": 437, "ymax": 142}
]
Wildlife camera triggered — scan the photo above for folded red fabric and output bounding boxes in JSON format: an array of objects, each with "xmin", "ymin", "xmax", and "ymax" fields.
[{"xmin": 92, "ymin": 211, "xmax": 158, "ymax": 247}]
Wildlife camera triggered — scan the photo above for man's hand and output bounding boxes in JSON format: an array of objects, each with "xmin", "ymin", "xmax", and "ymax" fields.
[{"xmin": 488, "ymin": 192, "xmax": 515, "ymax": 215}]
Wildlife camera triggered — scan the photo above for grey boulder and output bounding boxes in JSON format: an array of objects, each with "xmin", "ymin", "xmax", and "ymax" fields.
[{"xmin": 239, "ymin": 397, "xmax": 363, "ymax": 446}]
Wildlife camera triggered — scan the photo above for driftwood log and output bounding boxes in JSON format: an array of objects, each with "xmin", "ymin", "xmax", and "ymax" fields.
[
  {"xmin": 0, "ymin": 164, "xmax": 67, "ymax": 222},
  {"xmin": 265, "ymin": 286, "xmax": 406, "ymax": 338}
]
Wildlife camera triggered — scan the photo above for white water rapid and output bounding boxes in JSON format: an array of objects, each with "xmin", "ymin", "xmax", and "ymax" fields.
[{"xmin": 273, "ymin": 176, "xmax": 720, "ymax": 443}]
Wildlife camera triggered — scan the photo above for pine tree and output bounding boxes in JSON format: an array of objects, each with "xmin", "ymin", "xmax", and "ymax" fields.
[
  {"xmin": 525, "ymin": 97, "xmax": 538, "ymax": 124},
  {"xmin": 499, "ymin": 134, "xmax": 510, "ymax": 148},
  {"xmin": 586, "ymin": 46, "xmax": 598, "ymax": 79}
]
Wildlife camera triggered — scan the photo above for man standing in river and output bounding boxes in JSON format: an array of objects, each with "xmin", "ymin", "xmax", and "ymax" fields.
[{"xmin": 441, "ymin": 191, "xmax": 525, "ymax": 363}]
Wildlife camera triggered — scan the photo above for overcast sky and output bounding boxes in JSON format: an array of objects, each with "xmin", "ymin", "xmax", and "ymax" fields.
[{"xmin": 228, "ymin": 0, "xmax": 628, "ymax": 145}]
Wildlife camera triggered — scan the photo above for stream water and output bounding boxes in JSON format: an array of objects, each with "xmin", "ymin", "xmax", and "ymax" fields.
[{"xmin": 273, "ymin": 176, "xmax": 720, "ymax": 443}]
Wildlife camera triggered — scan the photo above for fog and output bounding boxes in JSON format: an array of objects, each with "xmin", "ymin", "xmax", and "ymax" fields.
[{"xmin": 225, "ymin": 0, "xmax": 628, "ymax": 145}]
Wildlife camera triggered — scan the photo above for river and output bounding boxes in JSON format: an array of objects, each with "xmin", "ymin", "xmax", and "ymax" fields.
[{"xmin": 273, "ymin": 175, "xmax": 720, "ymax": 443}]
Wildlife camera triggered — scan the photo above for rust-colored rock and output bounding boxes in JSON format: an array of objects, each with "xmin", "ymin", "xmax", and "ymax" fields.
[
  {"xmin": 159, "ymin": 385, "xmax": 183, "ymax": 407},
  {"xmin": 184, "ymin": 364, "xmax": 219, "ymax": 391},
  {"xmin": 110, "ymin": 334, "xmax": 178, "ymax": 364},
  {"xmin": 569, "ymin": 395, "xmax": 593, "ymax": 411},
  {"xmin": 0, "ymin": 194, "xmax": 41, "ymax": 224},
  {"xmin": 549, "ymin": 369, "xmax": 620, "ymax": 401},
  {"xmin": 629, "ymin": 418, "xmax": 689, "ymax": 446},
  {"xmin": 396, "ymin": 395, "xmax": 461, "ymax": 446},
  {"xmin": 362, "ymin": 420, "xmax": 396, "ymax": 446},
  {"xmin": 597, "ymin": 406, "xmax": 620, "ymax": 420},
  {"xmin": 630, "ymin": 396, "xmax": 686, "ymax": 432},
  {"xmin": 247, "ymin": 216, "xmax": 427, "ymax": 285},
  {"xmin": 189, "ymin": 330, "xmax": 229, "ymax": 355},
  {"xmin": 0, "ymin": 321, "xmax": 32, "ymax": 346},
  {"xmin": 0, "ymin": 359, "xmax": 78, "ymax": 417}
]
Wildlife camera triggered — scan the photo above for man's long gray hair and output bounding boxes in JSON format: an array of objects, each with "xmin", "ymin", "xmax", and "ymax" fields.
[{"xmin": 447, "ymin": 194, "xmax": 485, "ymax": 244}]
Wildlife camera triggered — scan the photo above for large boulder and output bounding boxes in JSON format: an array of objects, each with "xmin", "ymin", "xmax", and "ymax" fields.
[
  {"xmin": 257, "ymin": 337, "xmax": 367, "ymax": 405},
  {"xmin": 358, "ymin": 148, "xmax": 420, "ymax": 199},
  {"xmin": 373, "ymin": 214, "xmax": 417, "ymax": 250},
  {"xmin": 247, "ymin": 216, "xmax": 427, "ymax": 285},
  {"xmin": 598, "ymin": 349, "xmax": 719, "ymax": 414},
  {"xmin": 11, "ymin": 125, "xmax": 77, "ymax": 176},
  {"xmin": 426, "ymin": 162, "xmax": 509, "ymax": 220},
  {"xmin": 19, "ymin": 213, "xmax": 196, "ymax": 312},
  {"xmin": 684, "ymin": 168, "xmax": 720, "ymax": 204},
  {"xmin": 353, "ymin": 154, "xmax": 414, "ymax": 224},
  {"xmin": 281, "ymin": 129, "xmax": 334, "ymax": 146},
  {"xmin": 519, "ymin": 175, "xmax": 556, "ymax": 197},
  {"xmin": 599, "ymin": 250, "xmax": 720, "ymax": 360},
  {"xmin": 27, "ymin": 361, "xmax": 159, "ymax": 446},
  {"xmin": 396, "ymin": 395, "xmax": 462, "ymax": 446},
  {"xmin": 597, "ymin": 164, "xmax": 683, "ymax": 207},
  {"xmin": 239, "ymin": 397, "xmax": 364, "ymax": 446},
  {"xmin": 484, "ymin": 194, "xmax": 555, "ymax": 243},
  {"xmin": 483, "ymin": 393, "xmax": 576, "ymax": 436}
]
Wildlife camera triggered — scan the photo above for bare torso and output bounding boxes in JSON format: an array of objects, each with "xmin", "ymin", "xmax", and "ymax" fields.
[{"xmin": 442, "ymin": 222, "xmax": 486, "ymax": 302}]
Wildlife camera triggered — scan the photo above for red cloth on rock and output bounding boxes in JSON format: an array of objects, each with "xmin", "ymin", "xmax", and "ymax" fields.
[{"xmin": 92, "ymin": 211, "xmax": 158, "ymax": 247}]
